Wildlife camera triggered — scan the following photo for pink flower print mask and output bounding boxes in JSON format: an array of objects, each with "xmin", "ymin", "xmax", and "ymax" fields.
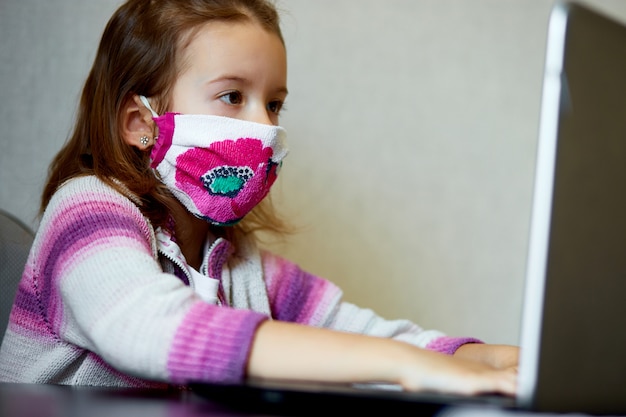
[{"xmin": 140, "ymin": 96, "xmax": 288, "ymax": 226}]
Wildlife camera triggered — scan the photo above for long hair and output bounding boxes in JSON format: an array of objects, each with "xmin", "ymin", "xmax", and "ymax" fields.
[{"xmin": 42, "ymin": 0, "xmax": 290, "ymax": 239}]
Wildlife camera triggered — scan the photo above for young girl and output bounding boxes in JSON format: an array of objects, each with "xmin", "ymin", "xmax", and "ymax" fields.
[{"xmin": 0, "ymin": 0, "xmax": 518, "ymax": 395}]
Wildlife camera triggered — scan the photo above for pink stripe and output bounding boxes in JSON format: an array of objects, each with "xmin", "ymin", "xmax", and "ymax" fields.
[
  {"xmin": 167, "ymin": 302, "xmax": 267, "ymax": 384},
  {"xmin": 296, "ymin": 279, "xmax": 340, "ymax": 325},
  {"xmin": 39, "ymin": 194, "xmax": 152, "ymax": 273},
  {"xmin": 263, "ymin": 252, "xmax": 340, "ymax": 325},
  {"xmin": 8, "ymin": 279, "xmax": 50, "ymax": 338},
  {"xmin": 426, "ymin": 336, "xmax": 483, "ymax": 355},
  {"xmin": 27, "ymin": 195, "xmax": 153, "ymax": 334}
]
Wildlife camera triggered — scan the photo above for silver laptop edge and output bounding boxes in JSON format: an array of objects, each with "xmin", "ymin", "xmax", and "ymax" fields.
[{"xmin": 517, "ymin": 2, "xmax": 569, "ymax": 408}]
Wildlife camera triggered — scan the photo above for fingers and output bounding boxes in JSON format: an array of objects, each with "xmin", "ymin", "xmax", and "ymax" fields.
[
  {"xmin": 400, "ymin": 354, "xmax": 518, "ymax": 397},
  {"xmin": 489, "ymin": 367, "xmax": 518, "ymax": 397}
]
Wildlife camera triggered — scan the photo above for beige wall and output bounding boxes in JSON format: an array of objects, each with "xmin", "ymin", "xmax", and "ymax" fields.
[{"xmin": 2, "ymin": 0, "xmax": 626, "ymax": 345}]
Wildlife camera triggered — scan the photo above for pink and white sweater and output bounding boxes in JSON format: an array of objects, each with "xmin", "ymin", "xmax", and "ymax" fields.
[{"xmin": 0, "ymin": 176, "xmax": 479, "ymax": 387}]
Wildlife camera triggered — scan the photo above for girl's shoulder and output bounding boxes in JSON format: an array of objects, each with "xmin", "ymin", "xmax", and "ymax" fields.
[
  {"xmin": 44, "ymin": 175, "xmax": 150, "ymax": 228},
  {"xmin": 47, "ymin": 175, "xmax": 144, "ymax": 210},
  {"xmin": 39, "ymin": 175, "xmax": 157, "ymax": 253},
  {"xmin": 54, "ymin": 175, "xmax": 141, "ymax": 204}
]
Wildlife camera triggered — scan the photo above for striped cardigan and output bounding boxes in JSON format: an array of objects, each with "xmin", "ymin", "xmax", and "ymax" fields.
[{"xmin": 0, "ymin": 176, "xmax": 478, "ymax": 387}]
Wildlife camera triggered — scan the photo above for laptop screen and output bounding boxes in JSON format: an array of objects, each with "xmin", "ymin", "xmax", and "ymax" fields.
[{"xmin": 518, "ymin": 1, "xmax": 626, "ymax": 414}]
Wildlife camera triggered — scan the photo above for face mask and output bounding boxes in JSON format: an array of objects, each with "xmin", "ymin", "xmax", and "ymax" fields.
[{"xmin": 139, "ymin": 96, "xmax": 288, "ymax": 226}]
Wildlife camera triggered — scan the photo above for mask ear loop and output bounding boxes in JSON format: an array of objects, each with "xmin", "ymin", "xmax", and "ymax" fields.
[
  {"xmin": 139, "ymin": 95, "xmax": 160, "ymax": 146},
  {"xmin": 139, "ymin": 95, "xmax": 159, "ymax": 118}
]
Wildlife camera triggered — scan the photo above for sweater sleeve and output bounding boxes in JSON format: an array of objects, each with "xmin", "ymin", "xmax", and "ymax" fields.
[
  {"xmin": 32, "ymin": 177, "xmax": 267, "ymax": 384},
  {"xmin": 261, "ymin": 251, "xmax": 481, "ymax": 353}
]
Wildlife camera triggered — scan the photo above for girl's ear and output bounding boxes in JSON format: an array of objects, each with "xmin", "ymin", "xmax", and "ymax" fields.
[{"xmin": 121, "ymin": 95, "xmax": 157, "ymax": 150}]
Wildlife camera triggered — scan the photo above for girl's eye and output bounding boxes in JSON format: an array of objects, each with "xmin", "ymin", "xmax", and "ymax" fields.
[
  {"xmin": 219, "ymin": 91, "xmax": 243, "ymax": 105},
  {"xmin": 268, "ymin": 100, "xmax": 284, "ymax": 114}
]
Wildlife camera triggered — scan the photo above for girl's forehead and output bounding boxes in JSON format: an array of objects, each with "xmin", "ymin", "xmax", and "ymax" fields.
[
  {"xmin": 180, "ymin": 20, "xmax": 286, "ymax": 77},
  {"xmin": 184, "ymin": 20, "xmax": 283, "ymax": 57}
]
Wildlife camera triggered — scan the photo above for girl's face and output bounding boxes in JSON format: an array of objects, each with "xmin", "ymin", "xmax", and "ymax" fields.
[{"xmin": 170, "ymin": 21, "xmax": 287, "ymax": 126}]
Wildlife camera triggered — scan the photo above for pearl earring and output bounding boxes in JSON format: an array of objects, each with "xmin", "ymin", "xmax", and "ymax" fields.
[{"xmin": 139, "ymin": 135, "xmax": 151, "ymax": 146}]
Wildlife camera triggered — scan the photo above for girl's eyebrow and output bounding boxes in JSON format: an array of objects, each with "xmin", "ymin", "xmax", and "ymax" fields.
[
  {"xmin": 207, "ymin": 75, "xmax": 288, "ymax": 95},
  {"xmin": 202, "ymin": 75, "xmax": 249, "ymax": 90},
  {"xmin": 208, "ymin": 75, "xmax": 249, "ymax": 85},
  {"xmin": 275, "ymin": 86, "xmax": 289, "ymax": 96}
]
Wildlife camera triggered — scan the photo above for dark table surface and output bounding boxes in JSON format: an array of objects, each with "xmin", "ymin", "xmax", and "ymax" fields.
[
  {"xmin": 0, "ymin": 382, "xmax": 257, "ymax": 417},
  {"xmin": 4, "ymin": 381, "xmax": 591, "ymax": 417},
  {"xmin": 0, "ymin": 381, "xmax": 485, "ymax": 417}
]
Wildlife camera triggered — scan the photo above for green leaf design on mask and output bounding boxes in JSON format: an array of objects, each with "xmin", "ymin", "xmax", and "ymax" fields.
[
  {"xmin": 210, "ymin": 175, "xmax": 245, "ymax": 195},
  {"xmin": 201, "ymin": 165, "xmax": 254, "ymax": 197}
]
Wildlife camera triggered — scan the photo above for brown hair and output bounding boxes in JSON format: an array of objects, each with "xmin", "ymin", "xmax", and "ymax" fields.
[{"xmin": 42, "ymin": 0, "xmax": 290, "ymax": 239}]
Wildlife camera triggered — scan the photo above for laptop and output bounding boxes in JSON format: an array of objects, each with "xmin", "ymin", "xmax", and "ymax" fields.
[{"xmin": 190, "ymin": 1, "xmax": 626, "ymax": 415}]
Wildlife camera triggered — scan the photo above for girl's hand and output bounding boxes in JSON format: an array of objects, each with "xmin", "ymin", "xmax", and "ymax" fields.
[{"xmin": 395, "ymin": 344, "xmax": 518, "ymax": 396}]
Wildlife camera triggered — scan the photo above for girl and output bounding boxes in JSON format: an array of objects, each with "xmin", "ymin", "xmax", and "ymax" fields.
[{"xmin": 0, "ymin": 0, "xmax": 517, "ymax": 395}]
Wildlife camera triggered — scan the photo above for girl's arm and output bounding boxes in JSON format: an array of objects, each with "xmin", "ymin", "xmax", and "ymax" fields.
[
  {"xmin": 37, "ymin": 177, "xmax": 266, "ymax": 385},
  {"xmin": 262, "ymin": 251, "xmax": 515, "ymax": 362},
  {"xmin": 247, "ymin": 320, "xmax": 517, "ymax": 396}
]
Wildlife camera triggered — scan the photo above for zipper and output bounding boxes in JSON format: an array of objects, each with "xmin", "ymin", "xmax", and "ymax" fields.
[
  {"xmin": 155, "ymin": 227, "xmax": 231, "ymax": 306},
  {"xmin": 202, "ymin": 237, "xmax": 230, "ymax": 306},
  {"xmin": 158, "ymin": 246, "xmax": 193, "ymax": 288}
]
